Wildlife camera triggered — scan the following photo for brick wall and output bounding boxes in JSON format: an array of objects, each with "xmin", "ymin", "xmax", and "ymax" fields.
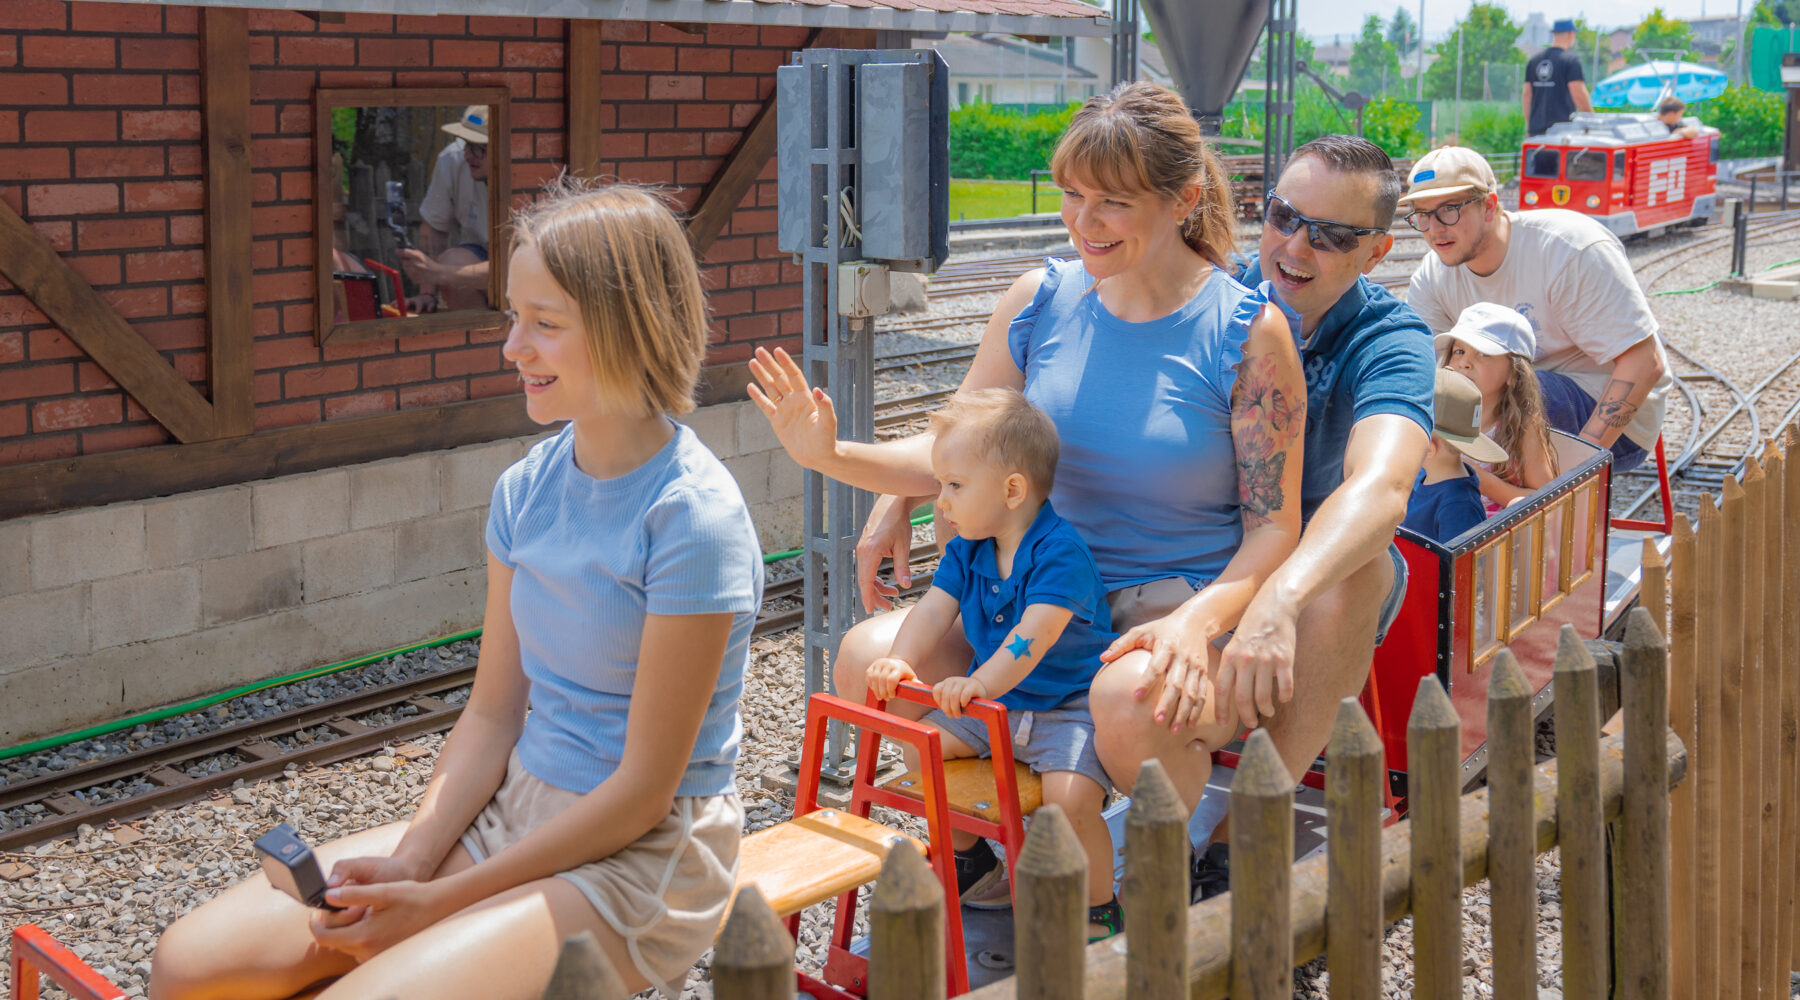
[{"xmin": 0, "ymin": 2, "xmax": 804, "ymax": 468}]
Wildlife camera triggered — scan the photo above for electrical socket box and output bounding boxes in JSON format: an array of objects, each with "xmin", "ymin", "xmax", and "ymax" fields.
[{"xmin": 837, "ymin": 262, "xmax": 890, "ymax": 318}]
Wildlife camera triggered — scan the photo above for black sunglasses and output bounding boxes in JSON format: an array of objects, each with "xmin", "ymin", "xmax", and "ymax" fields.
[{"xmin": 1264, "ymin": 194, "xmax": 1386, "ymax": 253}]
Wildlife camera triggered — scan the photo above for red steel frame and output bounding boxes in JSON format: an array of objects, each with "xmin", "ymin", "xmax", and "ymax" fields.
[
  {"xmin": 10, "ymin": 925, "xmax": 125, "ymax": 1000},
  {"xmin": 785, "ymin": 681, "xmax": 1028, "ymax": 999},
  {"xmin": 1610, "ymin": 435, "xmax": 1674, "ymax": 533}
]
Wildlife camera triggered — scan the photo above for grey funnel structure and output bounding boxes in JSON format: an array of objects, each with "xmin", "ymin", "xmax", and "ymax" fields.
[{"xmin": 1140, "ymin": 0, "xmax": 1269, "ymax": 118}]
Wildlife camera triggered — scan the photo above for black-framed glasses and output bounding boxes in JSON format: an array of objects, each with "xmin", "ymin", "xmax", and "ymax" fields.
[
  {"xmin": 1403, "ymin": 196, "xmax": 1483, "ymax": 231},
  {"xmin": 1264, "ymin": 194, "xmax": 1386, "ymax": 253}
]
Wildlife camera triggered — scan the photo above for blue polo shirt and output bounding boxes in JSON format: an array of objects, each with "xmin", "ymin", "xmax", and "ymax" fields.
[
  {"xmin": 1234, "ymin": 256, "xmax": 1438, "ymax": 520},
  {"xmin": 932, "ymin": 501, "xmax": 1118, "ymax": 712},
  {"xmin": 1401, "ymin": 465, "xmax": 1487, "ymax": 543}
]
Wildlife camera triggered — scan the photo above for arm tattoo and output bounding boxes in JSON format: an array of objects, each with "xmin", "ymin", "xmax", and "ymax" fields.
[
  {"xmin": 1231, "ymin": 353, "xmax": 1299, "ymax": 530},
  {"xmin": 1004, "ymin": 633, "xmax": 1035, "ymax": 660},
  {"xmin": 1592, "ymin": 378, "xmax": 1639, "ymax": 429}
]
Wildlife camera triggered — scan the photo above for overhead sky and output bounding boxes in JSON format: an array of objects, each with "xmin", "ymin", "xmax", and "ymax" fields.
[{"xmin": 1297, "ymin": 0, "xmax": 1743, "ymax": 44}]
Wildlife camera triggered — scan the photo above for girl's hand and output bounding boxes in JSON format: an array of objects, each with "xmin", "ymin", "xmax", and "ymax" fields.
[
  {"xmin": 932, "ymin": 676, "xmax": 988, "ymax": 719},
  {"xmin": 747, "ymin": 347, "xmax": 841, "ymax": 470},
  {"xmin": 1102, "ymin": 610, "xmax": 1216, "ymax": 733},
  {"xmin": 867, "ymin": 657, "xmax": 918, "ymax": 702},
  {"xmin": 309, "ymin": 877, "xmax": 457, "ymax": 962}
]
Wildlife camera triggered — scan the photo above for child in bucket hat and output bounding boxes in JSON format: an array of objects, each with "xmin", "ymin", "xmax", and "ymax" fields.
[
  {"xmin": 1402, "ymin": 368, "xmax": 1509, "ymax": 543},
  {"xmin": 1436, "ymin": 302, "xmax": 1560, "ymax": 505}
]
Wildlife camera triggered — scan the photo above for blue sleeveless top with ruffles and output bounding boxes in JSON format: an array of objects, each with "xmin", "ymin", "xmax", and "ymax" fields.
[{"xmin": 1007, "ymin": 257, "xmax": 1281, "ymax": 591}]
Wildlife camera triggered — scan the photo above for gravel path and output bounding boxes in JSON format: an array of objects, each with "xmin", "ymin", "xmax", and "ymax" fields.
[{"xmin": 6, "ymin": 230, "xmax": 1797, "ymax": 998}]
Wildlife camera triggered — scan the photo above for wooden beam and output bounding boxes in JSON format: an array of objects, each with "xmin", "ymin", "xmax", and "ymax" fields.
[
  {"xmin": 0, "ymin": 395, "xmax": 543, "ymax": 520},
  {"xmin": 202, "ymin": 7, "xmax": 254, "ymax": 438},
  {"xmin": 0, "ymin": 202, "xmax": 214, "ymax": 443},
  {"xmin": 567, "ymin": 19, "xmax": 605, "ymax": 180},
  {"xmin": 684, "ymin": 28, "xmax": 878, "ymax": 256}
]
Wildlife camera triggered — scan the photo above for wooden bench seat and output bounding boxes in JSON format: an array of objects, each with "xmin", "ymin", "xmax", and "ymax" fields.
[
  {"xmin": 734, "ymin": 809, "xmax": 925, "ymax": 918},
  {"xmin": 885, "ymin": 759, "xmax": 1042, "ymax": 824}
]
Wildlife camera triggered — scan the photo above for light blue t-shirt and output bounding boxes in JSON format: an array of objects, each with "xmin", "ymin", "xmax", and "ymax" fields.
[
  {"xmin": 485, "ymin": 422, "xmax": 763, "ymax": 798},
  {"xmin": 1007, "ymin": 257, "xmax": 1273, "ymax": 591}
]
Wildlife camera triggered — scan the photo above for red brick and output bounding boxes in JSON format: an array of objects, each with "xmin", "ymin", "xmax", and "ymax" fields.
[
  {"xmin": 29, "ymin": 217, "xmax": 73, "ymax": 250},
  {"xmin": 0, "ymin": 434, "xmax": 77, "ymax": 464},
  {"xmin": 251, "ymin": 136, "xmax": 311, "ymax": 170},
  {"xmin": 0, "ymin": 1, "xmax": 67, "ymax": 30},
  {"xmin": 754, "ymin": 286, "xmax": 800, "ymax": 312},
  {"xmin": 727, "ymin": 314, "xmax": 777, "ymax": 340},
  {"xmin": 647, "ymin": 75, "xmax": 703, "ymax": 101},
  {"xmin": 676, "ymin": 104, "xmax": 729, "ymax": 130},
  {"xmin": 168, "ymin": 145, "xmax": 202, "ymax": 176},
  {"xmin": 26, "ymin": 182, "xmax": 119, "ymax": 216},
  {"xmin": 73, "ymin": 3, "xmax": 160, "ymax": 32},
  {"xmin": 24, "ymin": 35, "xmax": 114, "ymax": 68},
  {"xmin": 122, "ymin": 109, "xmax": 200, "ymax": 141},
  {"xmin": 73, "ymin": 73, "xmax": 165, "ymax": 106},
  {"xmin": 600, "ymin": 21, "xmax": 645, "ymax": 42},
  {"xmin": 138, "ymin": 318, "xmax": 205, "ymax": 351},
  {"xmin": 248, "ymin": 35, "xmax": 274, "ymax": 65},
  {"xmin": 163, "ymin": 5, "xmax": 197, "ymax": 32},
  {"xmin": 0, "ymin": 363, "xmax": 72, "ymax": 401},
  {"xmin": 253, "ymin": 335, "xmax": 321, "ymax": 369},
  {"xmin": 0, "ymin": 147, "xmax": 69, "ymax": 183},
  {"xmin": 324, "ymin": 13, "xmax": 393, "ymax": 33},
  {"xmin": 279, "ymin": 236, "xmax": 312, "ymax": 269},
  {"xmin": 649, "ymin": 131, "xmax": 703, "ymax": 158},
  {"xmin": 171, "ymin": 351, "xmax": 206, "ymax": 383},
  {"xmin": 601, "ymin": 73, "xmax": 646, "ymax": 101},
  {"xmin": 253, "ymin": 270, "xmax": 313, "ymax": 303},
  {"xmin": 503, "ymin": 40, "xmax": 563, "ymax": 68},
  {"xmin": 251, "ymin": 70, "xmax": 315, "ymax": 102},
  {"xmin": 324, "ymin": 390, "xmax": 394, "ymax": 420},
  {"xmin": 394, "ymin": 15, "xmax": 460, "ymax": 34},
  {"xmin": 67, "ymin": 252, "xmax": 120, "ymax": 286},
  {"xmin": 362, "ymin": 37, "xmax": 430, "ymax": 67},
  {"xmin": 677, "ymin": 47, "xmax": 732, "ymax": 74},
  {"xmin": 605, "ymin": 132, "xmax": 645, "ymax": 159},
  {"xmin": 280, "ymin": 35, "xmax": 354, "ymax": 65},
  {"xmin": 120, "ymin": 37, "xmax": 197, "ymax": 70},
  {"xmin": 434, "ymin": 39, "xmax": 498, "ymax": 66},
  {"xmin": 706, "ymin": 289, "xmax": 753, "ymax": 315},
  {"xmin": 170, "ymin": 282, "xmax": 205, "ymax": 314},
  {"xmin": 321, "ymin": 338, "xmax": 394, "ymax": 361},
  {"xmin": 730, "ymin": 102, "xmax": 761, "ymax": 129},
  {"xmin": 467, "ymin": 15, "xmax": 538, "ymax": 36},
  {"xmin": 393, "ymin": 71, "xmax": 463, "ymax": 88},
  {"xmin": 27, "ymin": 329, "xmax": 82, "ymax": 359},
  {"xmin": 81, "ymin": 423, "xmax": 170, "ymax": 453},
  {"xmin": 468, "ymin": 373, "xmax": 521, "ymax": 399},
  {"xmin": 733, "ymin": 48, "xmax": 785, "ymax": 76},
  {"xmin": 616, "ymin": 105, "xmax": 670, "ymax": 131},
  {"xmin": 168, "ymin": 213, "xmax": 203, "ymax": 245},
  {"xmin": 432, "ymin": 345, "xmax": 500, "ymax": 378},
  {"xmin": 398, "ymin": 381, "xmax": 468, "ymax": 408},
  {"xmin": 76, "ymin": 361, "xmax": 116, "ymax": 392},
  {"xmin": 253, "ymin": 399, "xmax": 320, "ymax": 430},
  {"xmin": 165, "ymin": 73, "xmax": 198, "ymax": 105},
  {"xmin": 618, "ymin": 160, "xmax": 673, "ymax": 185},
  {"xmin": 703, "ymin": 76, "xmax": 758, "ymax": 102},
  {"xmin": 535, "ymin": 71, "xmax": 563, "ymax": 100},
  {"xmin": 0, "ymin": 111, "xmax": 17, "ymax": 144},
  {"xmin": 250, "ymin": 172, "xmax": 279, "ymax": 203},
  {"xmin": 247, "ymin": 9, "xmax": 313, "ymax": 31},
  {"xmin": 0, "ymin": 403, "xmax": 23, "ymax": 438},
  {"xmin": 466, "ymin": 69, "xmax": 532, "ymax": 99},
  {"xmin": 0, "ymin": 333, "xmax": 22, "ymax": 364},
  {"xmin": 730, "ymin": 207, "xmax": 775, "ymax": 235},
  {"xmin": 533, "ymin": 133, "xmax": 564, "ymax": 160},
  {"xmin": 280, "ymin": 302, "xmax": 314, "ymax": 335},
  {"xmin": 618, "ymin": 44, "xmax": 673, "ymax": 72},
  {"xmin": 727, "ymin": 261, "xmax": 781, "ymax": 287},
  {"xmin": 123, "ymin": 180, "xmax": 202, "ymax": 212},
  {"xmin": 75, "ymin": 146, "xmax": 165, "ymax": 178},
  {"xmin": 404, "ymin": 330, "xmax": 469, "ymax": 351},
  {"xmin": 124, "ymin": 249, "xmax": 204, "ymax": 284},
  {"xmin": 313, "ymin": 70, "xmax": 394, "ymax": 91},
  {"xmin": 284, "ymin": 363, "xmax": 359, "ymax": 397},
  {"xmin": 253, "ymin": 371, "xmax": 281, "ymax": 403},
  {"xmin": 0, "ymin": 294, "xmax": 40, "ymax": 330},
  {"xmin": 360, "ymin": 354, "xmax": 430, "ymax": 387},
  {"xmin": 468, "ymin": 325, "xmax": 507, "ymax": 345},
  {"xmin": 33, "ymin": 394, "xmax": 121, "ymax": 431},
  {"xmin": 100, "ymin": 285, "xmax": 168, "ymax": 319},
  {"xmin": 24, "ymin": 110, "xmax": 115, "ymax": 143},
  {"xmin": 274, "ymin": 104, "xmax": 308, "ymax": 133}
]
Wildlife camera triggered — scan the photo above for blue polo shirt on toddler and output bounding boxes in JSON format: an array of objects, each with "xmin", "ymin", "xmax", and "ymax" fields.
[
  {"xmin": 1401, "ymin": 464, "xmax": 1487, "ymax": 544},
  {"xmin": 932, "ymin": 501, "xmax": 1117, "ymax": 712}
]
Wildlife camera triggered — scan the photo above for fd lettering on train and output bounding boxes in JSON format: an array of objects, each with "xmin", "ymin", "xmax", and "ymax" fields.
[{"xmin": 1646, "ymin": 158, "xmax": 1686, "ymax": 207}]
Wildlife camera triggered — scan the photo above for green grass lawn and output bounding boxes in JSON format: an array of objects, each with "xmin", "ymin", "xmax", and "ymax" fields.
[{"xmin": 948, "ymin": 178, "xmax": 1062, "ymax": 222}]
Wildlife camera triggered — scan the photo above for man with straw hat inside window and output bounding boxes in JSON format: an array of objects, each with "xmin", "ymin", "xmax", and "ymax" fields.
[{"xmin": 402, "ymin": 105, "xmax": 491, "ymax": 312}]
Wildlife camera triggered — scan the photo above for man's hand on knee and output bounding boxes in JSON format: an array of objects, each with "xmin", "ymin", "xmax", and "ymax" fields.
[{"xmin": 1215, "ymin": 595, "xmax": 1298, "ymax": 730}]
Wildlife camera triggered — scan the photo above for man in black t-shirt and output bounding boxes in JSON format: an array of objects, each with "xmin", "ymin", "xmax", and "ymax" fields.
[{"xmin": 1523, "ymin": 19, "xmax": 1593, "ymax": 136}]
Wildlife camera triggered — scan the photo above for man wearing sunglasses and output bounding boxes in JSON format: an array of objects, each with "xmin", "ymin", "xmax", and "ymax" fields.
[
  {"xmin": 1401, "ymin": 145, "xmax": 1668, "ymax": 474},
  {"xmin": 1184, "ymin": 136, "xmax": 1434, "ymax": 888}
]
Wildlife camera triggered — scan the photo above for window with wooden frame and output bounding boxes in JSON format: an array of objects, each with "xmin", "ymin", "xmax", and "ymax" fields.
[{"xmin": 314, "ymin": 88, "xmax": 510, "ymax": 346}]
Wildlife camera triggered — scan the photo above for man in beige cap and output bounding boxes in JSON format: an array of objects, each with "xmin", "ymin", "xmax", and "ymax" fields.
[
  {"xmin": 1399, "ymin": 145, "xmax": 1668, "ymax": 473},
  {"xmin": 402, "ymin": 105, "xmax": 491, "ymax": 312}
]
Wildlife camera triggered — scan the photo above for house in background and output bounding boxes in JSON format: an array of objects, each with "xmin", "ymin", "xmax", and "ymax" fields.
[{"xmin": 919, "ymin": 29, "xmax": 1166, "ymax": 109}]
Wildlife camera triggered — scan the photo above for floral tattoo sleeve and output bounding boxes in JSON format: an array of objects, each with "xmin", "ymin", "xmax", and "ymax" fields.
[{"xmin": 1231, "ymin": 351, "xmax": 1304, "ymax": 530}]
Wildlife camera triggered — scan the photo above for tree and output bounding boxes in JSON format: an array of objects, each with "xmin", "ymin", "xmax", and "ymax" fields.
[
  {"xmin": 1387, "ymin": 6, "xmax": 1418, "ymax": 55},
  {"xmin": 1350, "ymin": 14, "xmax": 1403, "ymax": 96},
  {"xmin": 1625, "ymin": 8, "xmax": 1696, "ymax": 65},
  {"xmin": 1421, "ymin": 2, "xmax": 1524, "ymax": 100}
]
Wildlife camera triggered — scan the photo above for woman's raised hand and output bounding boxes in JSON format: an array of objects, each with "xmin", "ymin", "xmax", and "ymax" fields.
[{"xmin": 748, "ymin": 346, "xmax": 839, "ymax": 471}]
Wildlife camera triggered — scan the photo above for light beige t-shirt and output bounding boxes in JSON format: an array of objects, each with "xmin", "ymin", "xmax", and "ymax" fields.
[
  {"xmin": 1406, "ymin": 209, "xmax": 1669, "ymax": 450},
  {"xmin": 418, "ymin": 139, "xmax": 489, "ymax": 249}
]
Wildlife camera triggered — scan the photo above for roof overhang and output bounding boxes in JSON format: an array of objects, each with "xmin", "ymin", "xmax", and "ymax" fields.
[{"xmin": 75, "ymin": 0, "xmax": 1113, "ymax": 37}]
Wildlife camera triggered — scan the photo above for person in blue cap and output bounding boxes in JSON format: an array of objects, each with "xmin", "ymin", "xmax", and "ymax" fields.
[{"xmin": 1523, "ymin": 20, "xmax": 1592, "ymax": 137}]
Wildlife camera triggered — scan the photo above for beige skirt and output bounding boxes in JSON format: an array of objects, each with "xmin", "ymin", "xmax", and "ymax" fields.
[{"xmin": 459, "ymin": 749, "xmax": 743, "ymax": 998}]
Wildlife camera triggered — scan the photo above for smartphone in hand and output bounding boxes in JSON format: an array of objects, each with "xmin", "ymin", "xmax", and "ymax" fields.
[{"xmin": 253, "ymin": 823, "xmax": 342, "ymax": 910}]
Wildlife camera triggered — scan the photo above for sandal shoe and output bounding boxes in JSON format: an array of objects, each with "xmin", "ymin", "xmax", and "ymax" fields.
[
  {"xmin": 954, "ymin": 840, "xmax": 1005, "ymax": 906},
  {"xmin": 1087, "ymin": 896, "xmax": 1124, "ymax": 943},
  {"xmin": 1190, "ymin": 842, "xmax": 1230, "ymax": 904}
]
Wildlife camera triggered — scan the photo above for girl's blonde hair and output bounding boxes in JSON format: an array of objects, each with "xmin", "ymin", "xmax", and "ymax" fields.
[
  {"xmin": 509, "ymin": 179, "xmax": 709, "ymax": 417},
  {"xmin": 1048, "ymin": 82, "xmax": 1236, "ymax": 269},
  {"xmin": 1443, "ymin": 347, "xmax": 1560, "ymax": 485}
]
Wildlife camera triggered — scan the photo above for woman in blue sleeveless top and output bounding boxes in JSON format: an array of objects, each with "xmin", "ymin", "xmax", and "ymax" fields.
[{"xmin": 749, "ymin": 83, "xmax": 1306, "ymax": 840}]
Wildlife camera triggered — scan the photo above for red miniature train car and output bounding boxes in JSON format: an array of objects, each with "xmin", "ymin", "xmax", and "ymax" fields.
[{"xmin": 1519, "ymin": 112, "xmax": 1720, "ymax": 237}]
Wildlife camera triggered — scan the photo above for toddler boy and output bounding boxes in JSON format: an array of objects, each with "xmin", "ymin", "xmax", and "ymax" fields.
[
  {"xmin": 866, "ymin": 387, "xmax": 1122, "ymax": 940},
  {"xmin": 1403, "ymin": 368, "xmax": 1509, "ymax": 543}
]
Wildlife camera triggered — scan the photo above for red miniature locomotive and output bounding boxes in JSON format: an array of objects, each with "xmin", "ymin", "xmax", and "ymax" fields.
[{"xmin": 1519, "ymin": 112, "xmax": 1720, "ymax": 237}]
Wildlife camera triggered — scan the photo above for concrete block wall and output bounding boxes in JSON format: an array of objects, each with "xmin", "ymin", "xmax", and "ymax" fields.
[{"xmin": 0, "ymin": 397, "xmax": 799, "ymax": 744}]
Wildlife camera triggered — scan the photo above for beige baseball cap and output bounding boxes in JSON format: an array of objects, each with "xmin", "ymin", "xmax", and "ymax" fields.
[
  {"xmin": 1397, "ymin": 146, "xmax": 1497, "ymax": 207},
  {"xmin": 1434, "ymin": 368, "xmax": 1508, "ymax": 464},
  {"xmin": 441, "ymin": 106, "xmax": 489, "ymax": 145}
]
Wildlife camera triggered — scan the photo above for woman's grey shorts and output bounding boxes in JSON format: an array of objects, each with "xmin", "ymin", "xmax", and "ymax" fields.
[{"xmin": 924, "ymin": 694, "xmax": 1112, "ymax": 792}]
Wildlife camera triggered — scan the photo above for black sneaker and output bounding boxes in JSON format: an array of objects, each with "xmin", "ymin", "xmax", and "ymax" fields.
[
  {"xmin": 1189, "ymin": 843, "xmax": 1230, "ymax": 903},
  {"xmin": 1087, "ymin": 896, "xmax": 1124, "ymax": 943},
  {"xmin": 953, "ymin": 839, "xmax": 1004, "ymax": 904}
]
